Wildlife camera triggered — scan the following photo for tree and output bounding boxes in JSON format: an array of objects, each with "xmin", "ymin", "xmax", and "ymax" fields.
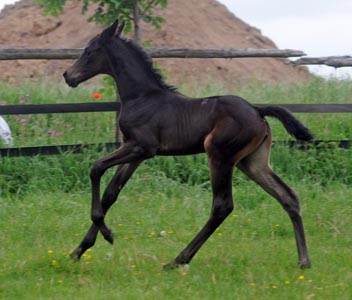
[{"xmin": 36, "ymin": 0, "xmax": 168, "ymax": 44}]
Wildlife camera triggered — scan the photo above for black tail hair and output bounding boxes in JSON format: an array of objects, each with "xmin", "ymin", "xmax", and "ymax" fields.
[{"xmin": 256, "ymin": 105, "xmax": 314, "ymax": 141}]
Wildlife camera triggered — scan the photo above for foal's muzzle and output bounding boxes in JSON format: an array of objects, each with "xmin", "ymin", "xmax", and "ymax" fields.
[{"xmin": 63, "ymin": 71, "xmax": 79, "ymax": 88}]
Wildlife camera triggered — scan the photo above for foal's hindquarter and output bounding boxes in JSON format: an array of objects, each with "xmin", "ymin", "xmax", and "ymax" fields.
[
  {"xmin": 161, "ymin": 96, "xmax": 268, "ymax": 268},
  {"xmin": 162, "ymin": 97, "xmax": 310, "ymax": 269}
]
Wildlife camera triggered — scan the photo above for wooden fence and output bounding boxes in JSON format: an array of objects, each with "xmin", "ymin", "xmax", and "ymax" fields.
[
  {"xmin": 0, "ymin": 48, "xmax": 305, "ymax": 60},
  {"xmin": 1, "ymin": 48, "xmax": 352, "ymax": 67},
  {"xmin": 0, "ymin": 47, "xmax": 351, "ymax": 156},
  {"xmin": 0, "ymin": 102, "xmax": 351, "ymax": 156}
]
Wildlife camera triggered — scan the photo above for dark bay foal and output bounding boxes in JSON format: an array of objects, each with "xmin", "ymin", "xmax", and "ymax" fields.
[{"xmin": 63, "ymin": 20, "xmax": 312, "ymax": 269}]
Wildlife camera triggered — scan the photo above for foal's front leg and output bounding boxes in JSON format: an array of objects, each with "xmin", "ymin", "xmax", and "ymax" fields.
[
  {"xmin": 71, "ymin": 162, "xmax": 140, "ymax": 260},
  {"xmin": 90, "ymin": 141, "xmax": 154, "ymax": 242}
]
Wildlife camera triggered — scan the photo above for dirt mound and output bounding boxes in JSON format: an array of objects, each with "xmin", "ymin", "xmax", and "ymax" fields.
[{"xmin": 0, "ymin": 0, "xmax": 311, "ymax": 87}]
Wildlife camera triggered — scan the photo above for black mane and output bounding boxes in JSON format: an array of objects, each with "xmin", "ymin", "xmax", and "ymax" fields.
[{"xmin": 120, "ymin": 37, "xmax": 177, "ymax": 92}]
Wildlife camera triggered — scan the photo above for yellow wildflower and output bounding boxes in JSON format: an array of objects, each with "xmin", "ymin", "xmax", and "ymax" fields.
[
  {"xmin": 51, "ymin": 260, "xmax": 58, "ymax": 266},
  {"xmin": 148, "ymin": 231, "xmax": 156, "ymax": 237}
]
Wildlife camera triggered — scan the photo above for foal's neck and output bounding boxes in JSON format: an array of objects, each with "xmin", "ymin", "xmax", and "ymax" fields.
[{"xmin": 105, "ymin": 40, "xmax": 165, "ymax": 102}]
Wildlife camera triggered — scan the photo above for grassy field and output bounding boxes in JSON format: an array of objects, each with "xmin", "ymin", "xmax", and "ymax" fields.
[{"xmin": 0, "ymin": 79, "xmax": 352, "ymax": 299}]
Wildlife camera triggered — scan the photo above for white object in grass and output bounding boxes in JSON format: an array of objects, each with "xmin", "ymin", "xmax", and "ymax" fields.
[{"xmin": 0, "ymin": 116, "xmax": 13, "ymax": 145}]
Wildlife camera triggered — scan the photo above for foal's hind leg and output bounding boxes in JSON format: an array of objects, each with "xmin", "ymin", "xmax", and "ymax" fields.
[
  {"xmin": 71, "ymin": 162, "xmax": 140, "ymax": 260},
  {"xmin": 164, "ymin": 159, "xmax": 234, "ymax": 269},
  {"xmin": 237, "ymin": 138, "xmax": 311, "ymax": 268}
]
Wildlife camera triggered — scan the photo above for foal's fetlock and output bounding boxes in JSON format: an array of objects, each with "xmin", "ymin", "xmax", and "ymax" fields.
[
  {"xmin": 101, "ymin": 227, "xmax": 114, "ymax": 244},
  {"xmin": 70, "ymin": 248, "xmax": 83, "ymax": 261}
]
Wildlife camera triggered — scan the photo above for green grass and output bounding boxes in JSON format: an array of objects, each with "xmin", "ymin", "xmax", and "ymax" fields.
[
  {"xmin": 0, "ymin": 79, "xmax": 351, "ymax": 299},
  {"xmin": 0, "ymin": 171, "xmax": 351, "ymax": 299},
  {"xmin": 0, "ymin": 81, "xmax": 117, "ymax": 147},
  {"xmin": 0, "ymin": 77, "xmax": 352, "ymax": 147}
]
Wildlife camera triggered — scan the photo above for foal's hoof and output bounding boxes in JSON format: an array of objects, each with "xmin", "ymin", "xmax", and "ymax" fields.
[
  {"xmin": 70, "ymin": 248, "xmax": 83, "ymax": 261},
  {"xmin": 101, "ymin": 228, "xmax": 114, "ymax": 245},
  {"xmin": 298, "ymin": 260, "xmax": 311, "ymax": 269},
  {"xmin": 163, "ymin": 260, "xmax": 179, "ymax": 270},
  {"xmin": 163, "ymin": 260, "xmax": 190, "ymax": 271}
]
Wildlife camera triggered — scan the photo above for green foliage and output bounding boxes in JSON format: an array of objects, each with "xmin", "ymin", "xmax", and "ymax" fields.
[
  {"xmin": 271, "ymin": 144, "xmax": 352, "ymax": 186},
  {"xmin": 80, "ymin": 0, "xmax": 168, "ymax": 27},
  {"xmin": 99, "ymin": 76, "xmax": 118, "ymax": 98},
  {"xmin": 0, "ymin": 82, "xmax": 116, "ymax": 147},
  {"xmin": 36, "ymin": 0, "xmax": 67, "ymax": 16},
  {"xmin": 0, "ymin": 79, "xmax": 351, "ymax": 197},
  {"xmin": 35, "ymin": 0, "xmax": 168, "ymax": 42}
]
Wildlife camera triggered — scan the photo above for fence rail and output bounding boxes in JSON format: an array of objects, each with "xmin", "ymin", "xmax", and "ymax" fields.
[
  {"xmin": 0, "ymin": 102, "xmax": 120, "ymax": 115},
  {"xmin": 0, "ymin": 48, "xmax": 305, "ymax": 60},
  {"xmin": 1, "ymin": 102, "xmax": 351, "ymax": 115},
  {"xmin": 0, "ymin": 102, "xmax": 351, "ymax": 156},
  {"xmin": 293, "ymin": 56, "xmax": 352, "ymax": 68},
  {"xmin": 2, "ymin": 48, "xmax": 352, "ymax": 67},
  {"xmin": 1, "ymin": 139, "xmax": 350, "ymax": 157}
]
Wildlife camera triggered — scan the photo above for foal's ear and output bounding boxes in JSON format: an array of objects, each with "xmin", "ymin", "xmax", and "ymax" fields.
[
  {"xmin": 99, "ymin": 19, "xmax": 119, "ymax": 43},
  {"xmin": 117, "ymin": 20, "xmax": 125, "ymax": 36}
]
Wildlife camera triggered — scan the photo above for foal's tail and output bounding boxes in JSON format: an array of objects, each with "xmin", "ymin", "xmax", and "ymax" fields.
[{"xmin": 256, "ymin": 105, "xmax": 314, "ymax": 141}]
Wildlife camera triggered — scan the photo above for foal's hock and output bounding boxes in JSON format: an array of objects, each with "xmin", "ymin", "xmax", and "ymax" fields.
[{"xmin": 64, "ymin": 19, "xmax": 313, "ymax": 269}]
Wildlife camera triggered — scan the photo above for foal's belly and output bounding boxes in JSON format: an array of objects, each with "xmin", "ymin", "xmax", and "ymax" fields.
[{"xmin": 157, "ymin": 140, "xmax": 205, "ymax": 156}]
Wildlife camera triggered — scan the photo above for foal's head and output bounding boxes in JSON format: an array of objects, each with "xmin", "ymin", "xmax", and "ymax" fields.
[{"xmin": 63, "ymin": 20, "xmax": 125, "ymax": 87}]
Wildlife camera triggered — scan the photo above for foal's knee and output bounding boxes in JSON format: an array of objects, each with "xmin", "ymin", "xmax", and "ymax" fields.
[
  {"xmin": 90, "ymin": 160, "xmax": 105, "ymax": 180},
  {"xmin": 212, "ymin": 198, "xmax": 234, "ymax": 221}
]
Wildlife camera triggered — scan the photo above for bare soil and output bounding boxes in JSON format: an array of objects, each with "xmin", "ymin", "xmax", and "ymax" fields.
[{"xmin": 0, "ymin": 0, "xmax": 312, "ymax": 87}]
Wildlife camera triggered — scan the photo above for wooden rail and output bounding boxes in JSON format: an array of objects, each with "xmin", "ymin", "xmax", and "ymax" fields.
[
  {"xmin": 1, "ymin": 102, "xmax": 351, "ymax": 115},
  {"xmin": 2, "ymin": 48, "xmax": 352, "ymax": 67},
  {"xmin": 293, "ymin": 56, "xmax": 352, "ymax": 68},
  {"xmin": 0, "ymin": 102, "xmax": 351, "ymax": 157},
  {"xmin": 0, "ymin": 48, "xmax": 305, "ymax": 60},
  {"xmin": 0, "ymin": 102, "xmax": 120, "ymax": 115},
  {"xmin": 1, "ymin": 139, "xmax": 350, "ymax": 157}
]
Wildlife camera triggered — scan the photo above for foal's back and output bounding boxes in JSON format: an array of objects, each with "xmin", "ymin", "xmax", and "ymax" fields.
[{"xmin": 155, "ymin": 93, "xmax": 267, "ymax": 156}]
